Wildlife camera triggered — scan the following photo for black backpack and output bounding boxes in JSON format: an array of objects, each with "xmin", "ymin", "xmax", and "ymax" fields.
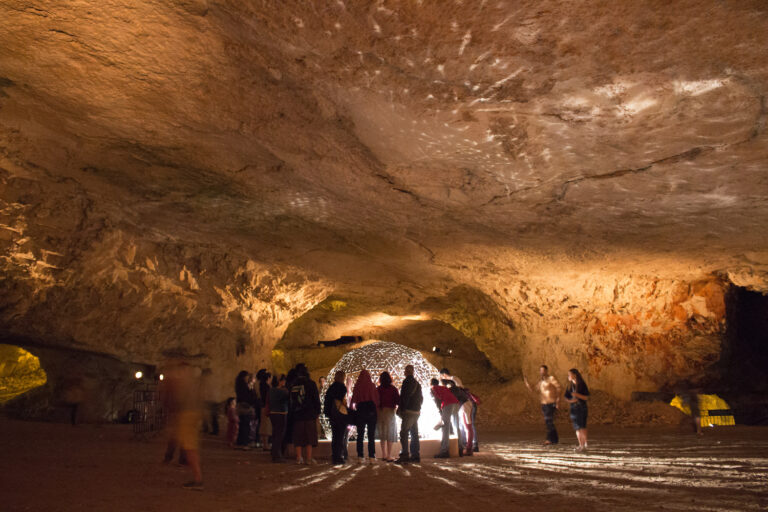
[
  {"xmin": 450, "ymin": 386, "xmax": 470, "ymax": 404},
  {"xmin": 290, "ymin": 382, "xmax": 309, "ymax": 414}
]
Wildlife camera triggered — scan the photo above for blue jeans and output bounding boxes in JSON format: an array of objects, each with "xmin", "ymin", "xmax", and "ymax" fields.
[
  {"xmin": 439, "ymin": 403, "xmax": 459, "ymax": 455},
  {"xmin": 399, "ymin": 410, "xmax": 420, "ymax": 459},
  {"xmin": 450, "ymin": 404, "xmax": 466, "ymax": 451}
]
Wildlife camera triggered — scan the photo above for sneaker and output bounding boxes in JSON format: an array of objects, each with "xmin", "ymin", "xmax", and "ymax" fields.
[
  {"xmin": 433, "ymin": 452, "xmax": 449, "ymax": 458},
  {"xmin": 410, "ymin": 456, "xmax": 420, "ymax": 463},
  {"xmin": 357, "ymin": 457, "xmax": 366, "ymax": 464},
  {"xmin": 182, "ymin": 481, "xmax": 203, "ymax": 491},
  {"xmin": 393, "ymin": 457, "xmax": 409, "ymax": 464},
  {"xmin": 306, "ymin": 458, "xmax": 317, "ymax": 465},
  {"xmin": 296, "ymin": 458, "xmax": 305, "ymax": 464}
]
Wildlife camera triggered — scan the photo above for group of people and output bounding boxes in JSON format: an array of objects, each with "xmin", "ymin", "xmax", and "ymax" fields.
[
  {"xmin": 524, "ymin": 365, "xmax": 591, "ymax": 451},
  {"xmin": 230, "ymin": 363, "xmax": 321, "ymax": 464},
  {"xmin": 324, "ymin": 366, "xmax": 480, "ymax": 464},
  {"xmin": 226, "ymin": 364, "xmax": 481, "ymax": 468},
  {"xmin": 161, "ymin": 359, "xmax": 588, "ymax": 491}
]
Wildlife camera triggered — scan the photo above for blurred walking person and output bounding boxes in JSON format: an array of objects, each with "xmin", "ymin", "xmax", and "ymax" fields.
[{"xmin": 161, "ymin": 357, "xmax": 204, "ymax": 490}]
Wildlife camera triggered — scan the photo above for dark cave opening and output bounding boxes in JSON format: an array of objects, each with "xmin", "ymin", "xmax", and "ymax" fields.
[{"xmin": 720, "ymin": 285, "xmax": 768, "ymax": 424}]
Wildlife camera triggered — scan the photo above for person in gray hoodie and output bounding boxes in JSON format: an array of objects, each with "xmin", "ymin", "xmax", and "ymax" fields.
[{"xmin": 394, "ymin": 365, "xmax": 422, "ymax": 463}]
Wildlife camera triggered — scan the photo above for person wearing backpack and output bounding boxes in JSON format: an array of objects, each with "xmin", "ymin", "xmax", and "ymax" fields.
[
  {"xmin": 324, "ymin": 370, "xmax": 349, "ymax": 466},
  {"xmin": 394, "ymin": 364, "xmax": 422, "ymax": 464},
  {"xmin": 289, "ymin": 364, "xmax": 321, "ymax": 464}
]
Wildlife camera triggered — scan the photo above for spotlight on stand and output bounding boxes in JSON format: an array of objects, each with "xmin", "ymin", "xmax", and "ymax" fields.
[{"xmin": 318, "ymin": 335, "xmax": 363, "ymax": 347}]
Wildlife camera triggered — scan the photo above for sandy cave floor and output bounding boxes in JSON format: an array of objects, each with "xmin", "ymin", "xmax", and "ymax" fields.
[{"xmin": 1, "ymin": 419, "xmax": 767, "ymax": 512}]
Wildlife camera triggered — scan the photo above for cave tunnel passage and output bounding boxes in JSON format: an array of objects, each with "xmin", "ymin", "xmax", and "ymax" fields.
[
  {"xmin": 720, "ymin": 285, "xmax": 768, "ymax": 424},
  {"xmin": 0, "ymin": 344, "xmax": 47, "ymax": 403}
]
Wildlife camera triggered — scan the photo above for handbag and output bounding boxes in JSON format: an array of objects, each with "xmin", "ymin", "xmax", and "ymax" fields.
[
  {"xmin": 334, "ymin": 398, "xmax": 348, "ymax": 416},
  {"xmin": 236, "ymin": 402, "xmax": 255, "ymax": 417}
]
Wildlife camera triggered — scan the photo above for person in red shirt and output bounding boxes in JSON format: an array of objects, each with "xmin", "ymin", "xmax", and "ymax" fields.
[{"xmin": 430, "ymin": 378, "xmax": 459, "ymax": 458}]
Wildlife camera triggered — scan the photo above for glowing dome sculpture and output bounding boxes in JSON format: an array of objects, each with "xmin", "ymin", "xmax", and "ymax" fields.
[{"xmin": 320, "ymin": 341, "xmax": 442, "ymax": 439}]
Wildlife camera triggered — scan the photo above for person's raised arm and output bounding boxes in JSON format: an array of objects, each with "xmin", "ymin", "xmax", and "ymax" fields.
[{"xmin": 523, "ymin": 375, "xmax": 533, "ymax": 393}]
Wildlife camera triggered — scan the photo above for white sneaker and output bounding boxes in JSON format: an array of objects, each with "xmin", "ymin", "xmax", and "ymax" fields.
[
  {"xmin": 306, "ymin": 458, "xmax": 317, "ymax": 465},
  {"xmin": 296, "ymin": 458, "xmax": 305, "ymax": 464},
  {"xmin": 357, "ymin": 457, "xmax": 366, "ymax": 464}
]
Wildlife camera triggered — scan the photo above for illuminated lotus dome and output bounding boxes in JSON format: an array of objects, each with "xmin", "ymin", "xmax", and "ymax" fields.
[{"xmin": 320, "ymin": 341, "xmax": 442, "ymax": 439}]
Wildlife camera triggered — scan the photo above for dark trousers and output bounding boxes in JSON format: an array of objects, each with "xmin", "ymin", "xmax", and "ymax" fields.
[
  {"xmin": 330, "ymin": 418, "xmax": 347, "ymax": 463},
  {"xmin": 355, "ymin": 401, "xmax": 377, "ymax": 458},
  {"xmin": 237, "ymin": 414, "xmax": 251, "ymax": 446},
  {"xmin": 471, "ymin": 401, "xmax": 478, "ymax": 450},
  {"xmin": 270, "ymin": 413, "xmax": 287, "ymax": 461},
  {"xmin": 398, "ymin": 411, "xmax": 420, "ymax": 459},
  {"xmin": 542, "ymin": 403, "xmax": 559, "ymax": 444}
]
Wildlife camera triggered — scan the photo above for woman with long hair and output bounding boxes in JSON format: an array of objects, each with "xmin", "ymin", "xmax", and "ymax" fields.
[
  {"xmin": 376, "ymin": 371, "xmax": 400, "ymax": 462},
  {"xmin": 350, "ymin": 369, "xmax": 379, "ymax": 462},
  {"xmin": 256, "ymin": 369, "xmax": 272, "ymax": 450},
  {"xmin": 564, "ymin": 368, "xmax": 590, "ymax": 451}
]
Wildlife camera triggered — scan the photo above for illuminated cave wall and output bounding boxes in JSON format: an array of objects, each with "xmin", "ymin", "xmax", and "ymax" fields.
[
  {"xmin": 277, "ymin": 277, "xmax": 729, "ymax": 402},
  {"xmin": 0, "ymin": 344, "xmax": 47, "ymax": 403}
]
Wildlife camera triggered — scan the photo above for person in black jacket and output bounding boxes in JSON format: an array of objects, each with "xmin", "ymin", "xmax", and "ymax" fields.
[
  {"xmin": 324, "ymin": 370, "xmax": 349, "ymax": 466},
  {"xmin": 234, "ymin": 371, "xmax": 255, "ymax": 449},
  {"xmin": 290, "ymin": 364, "xmax": 321, "ymax": 464},
  {"xmin": 395, "ymin": 365, "xmax": 422, "ymax": 464}
]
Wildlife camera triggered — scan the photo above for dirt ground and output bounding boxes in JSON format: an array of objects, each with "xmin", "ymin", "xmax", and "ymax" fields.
[{"xmin": 1, "ymin": 418, "xmax": 766, "ymax": 512}]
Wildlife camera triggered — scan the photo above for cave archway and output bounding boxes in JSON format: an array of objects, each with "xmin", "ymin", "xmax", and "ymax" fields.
[
  {"xmin": 717, "ymin": 285, "xmax": 768, "ymax": 424},
  {"xmin": 722, "ymin": 286, "xmax": 768, "ymax": 391},
  {"xmin": 0, "ymin": 344, "xmax": 47, "ymax": 403}
]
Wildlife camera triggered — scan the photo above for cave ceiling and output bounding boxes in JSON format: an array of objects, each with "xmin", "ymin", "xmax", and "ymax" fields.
[{"xmin": 0, "ymin": 1, "xmax": 767, "ymax": 368}]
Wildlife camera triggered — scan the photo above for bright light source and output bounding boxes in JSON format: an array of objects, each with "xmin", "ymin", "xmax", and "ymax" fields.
[
  {"xmin": 158, "ymin": 374, "xmax": 164, "ymax": 381},
  {"xmin": 134, "ymin": 371, "xmax": 143, "ymax": 380},
  {"xmin": 448, "ymin": 349, "xmax": 453, "ymax": 355},
  {"xmin": 432, "ymin": 346, "xmax": 440, "ymax": 353}
]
